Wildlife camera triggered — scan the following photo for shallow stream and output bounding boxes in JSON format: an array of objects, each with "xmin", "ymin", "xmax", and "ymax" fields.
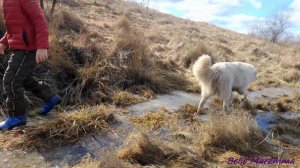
[{"xmin": 0, "ymin": 88, "xmax": 299, "ymax": 167}]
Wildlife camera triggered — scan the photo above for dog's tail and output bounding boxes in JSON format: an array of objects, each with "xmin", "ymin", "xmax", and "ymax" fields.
[{"xmin": 192, "ymin": 55, "xmax": 213, "ymax": 81}]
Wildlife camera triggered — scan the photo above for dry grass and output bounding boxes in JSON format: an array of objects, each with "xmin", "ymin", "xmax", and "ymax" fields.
[
  {"xmin": 50, "ymin": 10, "xmax": 84, "ymax": 33},
  {"xmin": 117, "ymin": 132, "xmax": 168, "ymax": 165},
  {"xmin": 273, "ymin": 118, "xmax": 300, "ymax": 137},
  {"xmin": 112, "ymin": 91, "xmax": 144, "ymax": 106},
  {"xmin": 0, "ymin": 106, "xmax": 115, "ymax": 151},
  {"xmin": 110, "ymin": 15, "xmax": 188, "ymax": 94},
  {"xmin": 253, "ymin": 94, "xmax": 300, "ymax": 112},
  {"xmin": 73, "ymin": 160, "xmax": 102, "ymax": 168},
  {"xmin": 28, "ymin": 12, "xmax": 188, "ymax": 107},
  {"xmin": 130, "ymin": 108, "xmax": 177, "ymax": 130},
  {"xmin": 74, "ymin": 152, "xmax": 129, "ymax": 168},
  {"xmin": 282, "ymin": 69, "xmax": 300, "ymax": 83},
  {"xmin": 194, "ymin": 112, "xmax": 271, "ymax": 157},
  {"xmin": 280, "ymin": 55, "xmax": 300, "ymax": 70},
  {"xmin": 117, "ymin": 132, "xmax": 204, "ymax": 167},
  {"xmin": 182, "ymin": 41, "xmax": 213, "ymax": 68},
  {"xmin": 176, "ymin": 104, "xmax": 199, "ymax": 122}
]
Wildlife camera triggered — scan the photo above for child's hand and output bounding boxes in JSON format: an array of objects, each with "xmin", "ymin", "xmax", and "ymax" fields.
[
  {"xmin": 36, "ymin": 49, "xmax": 48, "ymax": 63},
  {"xmin": 0, "ymin": 43, "xmax": 7, "ymax": 55}
]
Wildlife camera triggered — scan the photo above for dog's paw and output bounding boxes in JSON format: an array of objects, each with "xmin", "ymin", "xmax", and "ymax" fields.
[{"xmin": 198, "ymin": 108, "xmax": 207, "ymax": 114}]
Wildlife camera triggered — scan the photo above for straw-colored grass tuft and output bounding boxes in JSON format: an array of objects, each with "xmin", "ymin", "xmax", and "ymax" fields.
[
  {"xmin": 112, "ymin": 91, "xmax": 144, "ymax": 106},
  {"xmin": 0, "ymin": 106, "xmax": 115, "ymax": 151},
  {"xmin": 117, "ymin": 133, "xmax": 204, "ymax": 167},
  {"xmin": 176, "ymin": 104, "xmax": 199, "ymax": 122},
  {"xmin": 117, "ymin": 132, "xmax": 168, "ymax": 165},
  {"xmin": 74, "ymin": 152, "xmax": 129, "ymax": 168},
  {"xmin": 253, "ymin": 94, "xmax": 300, "ymax": 112},
  {"xmin": 182, "ymin": 42, "xmax": 212, "ymax": 68},
  {"xmin": 195, "ymin": 112, "xmax": 271, "ymax": 157},
  {"xmin": 130, "ymin": 108, "xmax": 177, "ymax": 130}
]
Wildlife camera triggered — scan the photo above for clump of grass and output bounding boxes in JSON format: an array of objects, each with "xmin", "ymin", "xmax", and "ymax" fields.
[
  {"xmin": 138, "ymin": 89, "xmax": 155, "ymax": 99},
  {"xmin": 33, "ymin": 13, "xmax": 187, "ymax": 107},
  {"xmin": 184, "ymin": 81, "xmax": 201, "ymax": 93},
  {"xmin": 252, "ymin": 48, "xmax": 268, "ymax": 57},
  {"xmin": 176, "ymin": 104, "xmax": 199, "ymax": 122},
  {"xmin": 117, "ymin": 133, "xmax": 168, "ymax": 165},
  {"xmin": 231, "ymin": 95, "xmax": 256, "ymax": 115},
  {"xmin": 117, "ymin": 133, "xmax": 204, "ymax": 167},
  {"xmin": 274, "ymin": 93, "xmax": 300, "ymax": 112},
  {"xmin": 115, "ymin": 15, "xmax": 131, "ymax": 33},
  {"xmin": 195, "ymin": 112, "xmax": 271, "ymax": 157},
  {"xmin": 46, "ymin": 13, "xmax": 186, "ymax": 107},
  {"xmin": 170, "ymin": 131, "xmax": 193, "ymax": 142},
  {"xmin": 112, "ymin": 91, "xmax": 144, "ymax": 106},
  {"xmin": 74, "ymin": 152, "xmax": 129, "ymax": 168},
  {"xmin": 182, "ymin": 42, "xmax": 212, "ymax": 68},
  {"xmin": 253, "ymin": 101, "xmax": 271, "ymax": 111},
  {"xmin": 2, "ymin": 106, "xmax": 115, "ymax": 151},
  {"xmin": 167, "ymin": 153, "xmax": 204, "ymax": 168},
  {"xmin": 130, "ymin": 108, "xmax": 176, "ymax": 130},
  {"xmin": 253, "ymin": 94, "xmax": 300, "ymax": 112},
  {"xmin": 50, "ymin": 10, "xmax": 84, "ymax": 33},
  {"xmin": 282, "ymin": 69, "xmax": 300, "ymax": 83},
  {"xmin": 73, "ymin": 160, "xmax": 102, "ymax": 168},
  {"xmin": 280, "ymin": 55, "xmax": 300, "ymax": 70},
  {"xmin": 110, "ymin": 15, "xmax": 188, "ymax": 94},
  {"xmin": 273, "ymin": 118, "xmax": 300, "ymax": 136}
]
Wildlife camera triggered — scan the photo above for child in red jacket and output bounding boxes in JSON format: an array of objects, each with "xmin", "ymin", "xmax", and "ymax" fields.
[{"xmin": 0, "ymin": 0, "xmax": 61, "ymax": 130}]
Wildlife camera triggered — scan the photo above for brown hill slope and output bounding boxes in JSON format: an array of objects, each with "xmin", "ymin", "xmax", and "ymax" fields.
[
  {"xmin": 60, "ymin": 0, "xmax": 299, "ymax": 90},
  {"xmin": 1, "ymin": 0, "xmax": 299, "ymax": 106}
]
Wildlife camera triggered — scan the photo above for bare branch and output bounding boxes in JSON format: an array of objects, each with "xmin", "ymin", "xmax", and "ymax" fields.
[{"xmin": 249, "ymin": 8, "xmax": 293, "ymax": 43}]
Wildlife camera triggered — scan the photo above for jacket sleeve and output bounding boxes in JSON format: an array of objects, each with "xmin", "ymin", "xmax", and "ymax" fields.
[
  {"xmin": 0, "ymin": 32, "xmax": 9, "ymax": 47},
  {"xmin": 20, "ymin": 0, "xmax": 49, "ymax": 49}
]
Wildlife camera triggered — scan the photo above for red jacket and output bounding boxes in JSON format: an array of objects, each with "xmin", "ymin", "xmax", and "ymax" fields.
[{"xmin": 0, "ymin": 0, "xmax": 49, "ymax": 50}]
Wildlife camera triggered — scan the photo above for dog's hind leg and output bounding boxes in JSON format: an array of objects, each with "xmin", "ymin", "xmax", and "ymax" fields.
[
  {"xmin": 223, "ymin": 98, "xmax": 231, "ymax": 112},
  {"xmin": 220, "ymin": 85, "xmax": 232, "ymax": 113},
  {"xmin": 197, "ymin": 93, "xmax": 210, "ymax": 113}
]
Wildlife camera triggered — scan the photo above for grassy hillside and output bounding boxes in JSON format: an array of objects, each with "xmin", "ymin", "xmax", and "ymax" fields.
[
  {"xmin": 1, "ymin": 0, "xmax": 298, "ymax": 106},
  {"xmin": 65, "ymin": 0, "xmax": 299, "ymax": 92}
]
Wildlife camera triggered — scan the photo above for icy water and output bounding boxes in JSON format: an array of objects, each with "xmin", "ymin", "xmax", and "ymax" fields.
[{"xmin": 0, "ymin": 88, "xmax": 299, "ymax": 167}]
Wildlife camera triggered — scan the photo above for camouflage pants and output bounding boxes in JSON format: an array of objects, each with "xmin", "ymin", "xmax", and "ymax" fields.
[{"xmin": 3, "ymin": 50, "xmax": 55, "ymax": 117}]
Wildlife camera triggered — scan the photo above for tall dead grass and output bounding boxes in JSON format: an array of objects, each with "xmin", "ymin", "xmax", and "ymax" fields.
[
  {"xmin": 107, "ymin": 15, "xmax": 187, "ymax": 94},
  {"xmin": 280, "ymin": 55, "xmax": 300, "ymax": 70},
  {"xmin": 182, "ymin": 42, "xmax": 213, "ymax": 68},
  {"xmin": 29, "ymin": 12, "xmax": 188, "ymax": 106}
]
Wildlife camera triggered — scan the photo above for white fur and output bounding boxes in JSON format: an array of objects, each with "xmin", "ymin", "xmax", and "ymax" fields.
[{"xmin": 192, "ymin": 55, "xmax": 257, "ymax": 112}]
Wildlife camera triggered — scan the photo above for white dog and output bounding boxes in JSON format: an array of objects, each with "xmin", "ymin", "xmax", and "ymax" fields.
[{"xmin": 192, "ymin": 55, "xmax": 257, "ymax": 113}]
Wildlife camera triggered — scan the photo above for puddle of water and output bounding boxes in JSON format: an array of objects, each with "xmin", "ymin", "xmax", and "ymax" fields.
[
  {"xmin": 0, "ymin": 88, "xmax": 299, "ymax": 167},
  {"xmin": 0, "ymin": 151, "xmax": 47, "ymax": 168},
  {"xmin": 247, "ymin": 87, "xmax": 300, "ymax": 102},
  {"xmin": 255, "ymin": 111, "xmax": 280, "ymax": 133},
  {"xmin": 128, "ymin": 91, "xmax": 201, "ymax": 115},
  {"xmin": 256, "ymin": 111, "xmax": 300, "ymax": 146}
]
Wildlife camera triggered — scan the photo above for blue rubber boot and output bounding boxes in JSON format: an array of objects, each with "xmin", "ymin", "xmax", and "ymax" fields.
[
  {"xmin": 0, "ymin": 115, "xmax": 27, "ymax": 130},
  {"xmin": 39, "ymin": 95, "xmax": 62, "ymax": 115}
]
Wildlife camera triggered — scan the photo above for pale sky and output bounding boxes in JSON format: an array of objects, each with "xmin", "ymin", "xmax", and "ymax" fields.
[{"xmin": 133, "ymin": 0, "xmax": 300, "ymax": 35}]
